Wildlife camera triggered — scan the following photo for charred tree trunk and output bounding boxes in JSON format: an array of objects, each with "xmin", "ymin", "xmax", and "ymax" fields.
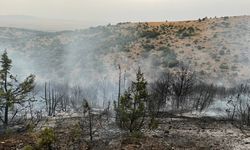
[
  {"xmin": 89, "ymin": 109, "xmax": 93, "ymax": 142},
  {"xmin": 118, "ymin": 64, "xmax": 121, "ymax": 105},
  {"xmin": 4, "ymin": 102, "xmax": 9, "ymax": 127},
  {"xmin": 3, "ymin": 72, "xmax": 9, "ymax": 126},
  {"xmin": 45, "ymin": 82, "xmax": 48, "ymax": 113}
]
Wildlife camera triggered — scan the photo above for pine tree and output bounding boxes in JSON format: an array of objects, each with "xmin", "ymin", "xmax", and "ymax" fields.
[
  {"xmin": 117, "ymin": 68, "xmax": 148, "ymax": 132},
  {"xmin": 0, "ymin": 51, "xmax": 35, "ymax": 127}
]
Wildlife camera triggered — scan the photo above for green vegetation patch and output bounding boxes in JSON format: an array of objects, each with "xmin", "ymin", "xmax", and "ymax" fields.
[
  {"xmin": 176, "ymin": 27, "xmax": 196, "ymax": 38},
  {"xmin": 161, "ymin": 49, "xmax": 179, "ymax": 68},
  {"xmin": 142, "ymin": 44, "xmax": 155, "ymax": 51},
  {"xmin": 220, "ymin": 63, "xmax": 229, "ymax": 70}
]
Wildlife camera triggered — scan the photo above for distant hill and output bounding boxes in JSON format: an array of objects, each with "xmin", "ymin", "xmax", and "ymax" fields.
[
  {"xmin": 0, "ymin": 16, "xmax": 250, "ymax": 86},
  {"xmin": 0, "ymin": 15, "xmax": 92, "ymax": 31}
]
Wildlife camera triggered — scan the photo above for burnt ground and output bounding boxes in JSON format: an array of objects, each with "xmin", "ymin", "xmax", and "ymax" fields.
[{"xmin": 0, "ymin": 116, "xmax": 250, "ymax": 150}]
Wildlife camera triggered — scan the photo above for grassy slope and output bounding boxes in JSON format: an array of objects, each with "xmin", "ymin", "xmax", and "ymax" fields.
[
  {"xmin": 108, "ymin": 16, "xmax": 250, "ymax": 86},
  {"xmin": 0, "ymin": 16, "xmax": 249, "ymax": 86}
]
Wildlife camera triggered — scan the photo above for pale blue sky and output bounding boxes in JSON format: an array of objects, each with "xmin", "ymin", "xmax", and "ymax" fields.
[{"xmin": 0, "ymin": 0, "xmax": 249, "ymax": 24}]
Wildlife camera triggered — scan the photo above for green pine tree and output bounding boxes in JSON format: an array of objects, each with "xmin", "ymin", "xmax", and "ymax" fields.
[
  {"xmin": 117, "ymin": 68, "xmax": 148, "ymax": 132},
  {"xmin": 0, "ymin": 51, "xmax": 35, "ymax": 127}
]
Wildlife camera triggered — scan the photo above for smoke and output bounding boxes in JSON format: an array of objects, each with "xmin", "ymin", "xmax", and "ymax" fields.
[
  {"xmin": 214, "ymin": 16, "xmax": 250, "ymax": 86},
  {"xmin": 0, "ymin": 26, "xmax": 126, "ymax": 107},
  {"xmin": 1, "ymin": 16, "xmax": 250, "ymax": 108}
]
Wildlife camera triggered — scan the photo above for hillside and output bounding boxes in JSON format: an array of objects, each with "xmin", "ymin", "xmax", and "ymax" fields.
[{"xmin": 0, "ymin": 16, "xmax": 250, "ymax": 86}]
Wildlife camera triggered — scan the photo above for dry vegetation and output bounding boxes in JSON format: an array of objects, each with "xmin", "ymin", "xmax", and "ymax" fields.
[
  {"xmin": 1, "ymin": 116, "xmax": 250, "ymax": 150},
  {"xmin": 105, "ymin": 16, "xmax": 250, "ymax": 86},
  {"xmin": 1, "ymin": 16, "xmax": 250, "ymax": 150}
]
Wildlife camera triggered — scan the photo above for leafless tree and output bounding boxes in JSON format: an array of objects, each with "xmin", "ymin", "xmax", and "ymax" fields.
[
  {"xmin": 70, "ymin": 85, "xmax": 84, "ymax": 112},
  {"xmin": 78, "ymin": 99, "xmax": 107, "ymax": 144},
  {"xmin": 172, "ymin": 67, "xmax": 195, "ymax": 111},
  {"xmin": 43, "ymin": 82, "xmax": 69, "ymax": 116},
  {"xmin": 149, "ymin": 72, "xmax": 172, "ymax": 114},
  {"xmin": 226, "ymin": 84, "xmax": 250, "ymax": 126},
  {"xmin": 192, "ymin": 83, "xmax": 216, "ymax": 112}
]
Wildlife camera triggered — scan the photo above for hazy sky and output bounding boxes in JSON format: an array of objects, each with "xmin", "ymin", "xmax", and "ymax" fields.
[{"xmin": 0, "ymin": 0, "xmax": 250, "ymax": 24}]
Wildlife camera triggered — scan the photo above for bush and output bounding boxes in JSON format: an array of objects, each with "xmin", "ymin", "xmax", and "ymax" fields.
[
  {"xmin": 130, "ymin": 131, "xmax": 144, "ymax": 139},
  {"xmin": 158, "ymin": 46, "xmax": 171, "ymax": 53},
  {"xmin": 231, "ymin": 65, "xmax": 237, "ymax": 71},
  {"xmin": 23, "ymin": 145, "xmax": 33, "ymax": 150},
  {"xmin": 26, "ymin": 123, "xmax": 36, "ymax": 132},
  {"xmin": 223, "ymin": 16, "xmax": 229, "ymax": 20},
  {"xmin": 221, "ymin": 21, "xmax": 230, "ymax": 28},
  {"xmin": 148, "ymin": 117, "xmax": 159, "ymax": 129},
  {"xmin": 220, "ymin": 63, "xmax": 229, "ymax": 70},
  {"xmin": 226, "ymin": 84, "xmax": 250, "ymax": 126},
  {"xmin": 38, "ymin": 128, "xmax": 56, "ymax": 149},
  {"xmin": 202, "ymin": 17, "xmax": 208, "ymax": 21},
  {"xmin": 172, "ymin": 67, "xmax": 195, "ymax": 110},
  {"xmin": 4, "ymin": 128, "xmax": 14, "ymax": 136},
  {"xmin": 162, "ymin": 51, "xmax": 179, "ymax": 68},
  {"xmin": 69, "ymin": 123, "xmax": 82, "ymax": 142},
  {"xmin": 168, "ymin": 59, "xmax": 179, "ymax": 68},
  {"xmin": 197, "ymin": 45, "xmax": 205, "ymax": 50},
  {"xmin": 142, "ymin": 44, "xmax": 155, "ymax": 51},
  {"xmin": 140, "ymin": 30, "xmax": 160, "ymax": 39},
  {"xmin": 176, "ymin": 27, "xmax": 196, "ymax": 38},
  {"xmin": 219, "ymin": 50, "xmax": 225, "ymax": 55},
  {"xmin": 116, "ymin": 68, "xmax": 149, "ymax": 132},
  {"xmin": 193, "ymin": 83, "xmax": 216, "ymax": 112}
]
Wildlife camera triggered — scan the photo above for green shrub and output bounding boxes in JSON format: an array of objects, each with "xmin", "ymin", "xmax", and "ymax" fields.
[
  {"xmin": 69, "ymin": 123, "xmax": 81, "ymax": 142},
  {"xmin": 130, "ymin": 131, "xmax": 144, "ymax": 139},
  {"xmin": 23, "ymin": 145, "xmax": 33, "ymax": 150},
  {"xmin": 38, "ymin": 128, "xmax": 56, "ymax": 149},
  {"xmin": 202, "ymin": 17, "xmax": 208, "ymax": 21},
  {"xmin": 168, "ymin": 60, "xmax": 179, "ymax": 68},
  {"xmin": 142, "ymin": 44, "xmax": 155, "ymax": 51},
  {"xmin": 219, "ymin": 50, "xmax": 225, "ymax": 55},
  {"xmin": 215, "ymin": 58, "xmax": 220, "ymax": 62},
  {"xmin": 176, "ymin": 27, "xmax": 196, "ymax": 38},
  {"xmin": 4, "ymin": 128, "xmax": 13, "ymax": 136},
  {"xmin": 162, "ymin": 51, "xmax": 179, "ymax": 68},
  {"xmin": 140, "ymin": 30, "xmax": 160, "ymax": 38},
  {"xmin": 116, "ymin": 68, "xmax": 148, "ymax": 133},
  {"xmin": 197, "ymin": 45, "xmax": 204, "ymax": 50},
  {"xmin": 223, "ymin": 16, "xmax": 229, "ymax": 20},
  {"xmin": 148, "ymin": 117, "xmax": 159, "ymax": 129},
  {"xmin": 26, "ymin": 123, "xmax": 36, "ymax": 132},
  {"xmin": 158, "ymin": 46, "xmax": 171, "ymax": 53},
  {"xmin": 220, "ymin": 63, "xmax": 229, "ymax": 70},
  {"xmin": 121, "ymin": 47, "xmax": 130, "ymax": 52},
  {"xmin": 221, "ymin": 21, "xmax": 230, "ymax": 28}
]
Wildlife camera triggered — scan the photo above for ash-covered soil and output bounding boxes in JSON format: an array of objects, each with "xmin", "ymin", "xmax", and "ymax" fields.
[{"xmin": 1, "ymin": 115, "xmax": 250, "ymax": 150}]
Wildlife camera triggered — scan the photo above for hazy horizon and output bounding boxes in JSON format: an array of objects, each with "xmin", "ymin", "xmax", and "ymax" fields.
[{"xmin": 0, "ymin": 0, "xmax": 250, "ymax": 31}]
